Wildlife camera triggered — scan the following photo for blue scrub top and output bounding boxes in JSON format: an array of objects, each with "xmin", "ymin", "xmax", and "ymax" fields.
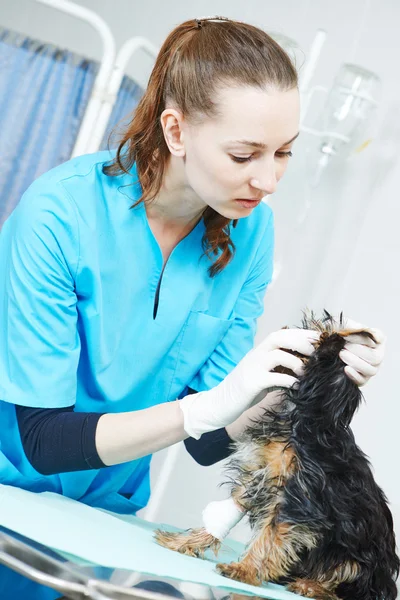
[{"xmin": 0, "ymin": 150, "xmax": 274, "ymax": 514}]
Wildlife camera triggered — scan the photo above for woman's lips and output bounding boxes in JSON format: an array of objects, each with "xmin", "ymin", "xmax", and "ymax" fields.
[{"xmin": 234, "ymin": 198, "xmax": 262, "ymax": 208}]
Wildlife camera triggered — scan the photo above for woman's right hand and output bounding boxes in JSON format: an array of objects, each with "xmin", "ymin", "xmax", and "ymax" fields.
[{"xmin": 179, "ymin": 328, "xmax": 320, "ymax": 439}]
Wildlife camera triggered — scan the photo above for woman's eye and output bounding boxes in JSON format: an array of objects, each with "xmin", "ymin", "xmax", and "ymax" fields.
[
  {"xmin": 230, "ymin": 155, "xmax": 253, "ymax": 163},
  {"xmin": 276, "ymin": 151, "xmax": 293, "ymax": 158}
]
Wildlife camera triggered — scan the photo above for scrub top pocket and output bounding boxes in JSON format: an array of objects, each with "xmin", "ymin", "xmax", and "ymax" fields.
[{"xmin": 168, "ymin": 310, "xmax": 234, "ymax": 400}]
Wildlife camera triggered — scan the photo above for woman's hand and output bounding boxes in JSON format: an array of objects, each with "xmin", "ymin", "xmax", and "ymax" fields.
[
  {"xmin": 339, "ymin": 318, "xmax": 386, "ymax": 387},
  {"xmin": 179, "ymin": 328, "xmax": 319, "ymax": 439}
]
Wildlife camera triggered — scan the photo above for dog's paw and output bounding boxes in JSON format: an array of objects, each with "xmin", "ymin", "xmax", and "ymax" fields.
[
  {"xmin": 217, "ymin": 561, "xmax": 261, "ymax": 586},
  {"xmin": 154, "ymin": 528, "xmax": 220, "ymax": 558}
]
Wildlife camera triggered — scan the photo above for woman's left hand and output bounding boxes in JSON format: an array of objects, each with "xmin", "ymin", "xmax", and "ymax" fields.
[{"xmin": 338, "ymin": 318, "xmax": 386, "ymax": 386}]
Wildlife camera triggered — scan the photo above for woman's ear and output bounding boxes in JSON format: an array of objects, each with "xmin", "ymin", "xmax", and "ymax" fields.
[{"xmin": 160, "ymin": 108, "xmax": 186, "ymax": 157}]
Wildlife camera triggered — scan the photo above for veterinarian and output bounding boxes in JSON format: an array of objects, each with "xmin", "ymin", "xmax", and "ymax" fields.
[{"xmin": 0, "ymin": 16, "xmax": 385, "ymax": 599}]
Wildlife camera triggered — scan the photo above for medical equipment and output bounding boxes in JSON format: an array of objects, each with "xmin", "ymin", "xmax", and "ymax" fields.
[
  {"xmin": 302, "ymin": 63, "xmax": 381, "ymax": 187},
  {"xmin": 0, "ymin": 525, "xmax": 210, "ymax": 600}
]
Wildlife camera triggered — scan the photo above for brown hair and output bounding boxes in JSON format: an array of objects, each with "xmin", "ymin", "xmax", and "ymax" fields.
[{"xmin": 104, "ymin": 16, "xmax": 298, "ymax": 276}]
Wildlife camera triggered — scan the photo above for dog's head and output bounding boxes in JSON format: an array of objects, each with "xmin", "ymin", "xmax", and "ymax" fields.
[{"xmin": 277, "ymin": 310, "xmax": 379, "ymax": 430}]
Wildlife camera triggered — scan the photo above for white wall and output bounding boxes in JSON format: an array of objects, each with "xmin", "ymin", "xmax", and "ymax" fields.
[{"xmin": 1, "ymin": 0, "xmax": 399, "ymax": 552}]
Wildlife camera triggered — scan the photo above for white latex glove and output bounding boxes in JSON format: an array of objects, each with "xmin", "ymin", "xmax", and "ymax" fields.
[
  {"xmin": 179, "ymin": 328, "xmax": 319, "ymax": 439},
  {"xmin": 338, "ymin": 317, "xmax": 386, "ymax": 387}
]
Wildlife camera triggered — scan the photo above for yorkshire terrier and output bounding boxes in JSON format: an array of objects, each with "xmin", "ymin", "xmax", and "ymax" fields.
[{"xmin": 155, "ymin": 311, "xmax": 399, "ymax": 600}]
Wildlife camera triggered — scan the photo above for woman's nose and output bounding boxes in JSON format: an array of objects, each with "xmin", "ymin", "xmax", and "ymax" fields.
[
  {"xmin": 249, "ymin": 161, "xmax": 277, "ymax": 195},
  {"xmin": 249, "ymin": 171, "xmax": 277, "ymax": 196}
]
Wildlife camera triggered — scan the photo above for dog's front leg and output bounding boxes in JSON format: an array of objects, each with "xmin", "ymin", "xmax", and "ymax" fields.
[{"xmin": 155, "ymin": 496, "xmax": 246, "ymax": 558}]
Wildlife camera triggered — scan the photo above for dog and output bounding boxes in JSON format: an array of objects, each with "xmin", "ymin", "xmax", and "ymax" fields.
[{"xmin": 155, "ymin": 311, "xmax": 399, "ymax": 600}]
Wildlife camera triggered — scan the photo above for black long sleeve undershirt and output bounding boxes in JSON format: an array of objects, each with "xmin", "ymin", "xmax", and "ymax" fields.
[
  {"xmin": 15, "ymin": 389, "xmax": 235, "ymax": 475},
  {"xmin": 15, "ymin": 404, "xmax": 106, "ymax": 475}
]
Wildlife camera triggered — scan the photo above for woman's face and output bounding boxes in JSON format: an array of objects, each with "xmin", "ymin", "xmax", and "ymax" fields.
[{"xmin": 180, "ymin": 85, "xmax": 300, "ymax": 219}]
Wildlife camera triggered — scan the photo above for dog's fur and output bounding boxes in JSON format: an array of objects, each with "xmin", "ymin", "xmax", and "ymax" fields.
[{"xmin": 156, "ymin": 311, "xmax": 399, "ymax": 599}]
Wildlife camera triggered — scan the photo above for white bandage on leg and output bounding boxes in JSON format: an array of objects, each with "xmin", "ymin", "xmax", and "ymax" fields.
[{"xmin": 202, "ymin": 497, "xmax": 245, "ymax": 540}]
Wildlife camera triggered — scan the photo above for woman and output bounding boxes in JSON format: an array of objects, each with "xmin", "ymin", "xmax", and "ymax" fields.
[{"xmin": 0, "ymin": 16, "xmax": 384, "ymax": 599}]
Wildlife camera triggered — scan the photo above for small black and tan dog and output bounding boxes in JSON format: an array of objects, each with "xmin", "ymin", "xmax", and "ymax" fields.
[{"xmin": 156, "ymin": 311, "xmax": 399, "ymax": 600}]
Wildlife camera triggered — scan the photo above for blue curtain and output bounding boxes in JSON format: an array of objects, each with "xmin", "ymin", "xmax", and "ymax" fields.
[{"xmin": 0, "ymin": 28, "xmax": 144, "ymax": 225}]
